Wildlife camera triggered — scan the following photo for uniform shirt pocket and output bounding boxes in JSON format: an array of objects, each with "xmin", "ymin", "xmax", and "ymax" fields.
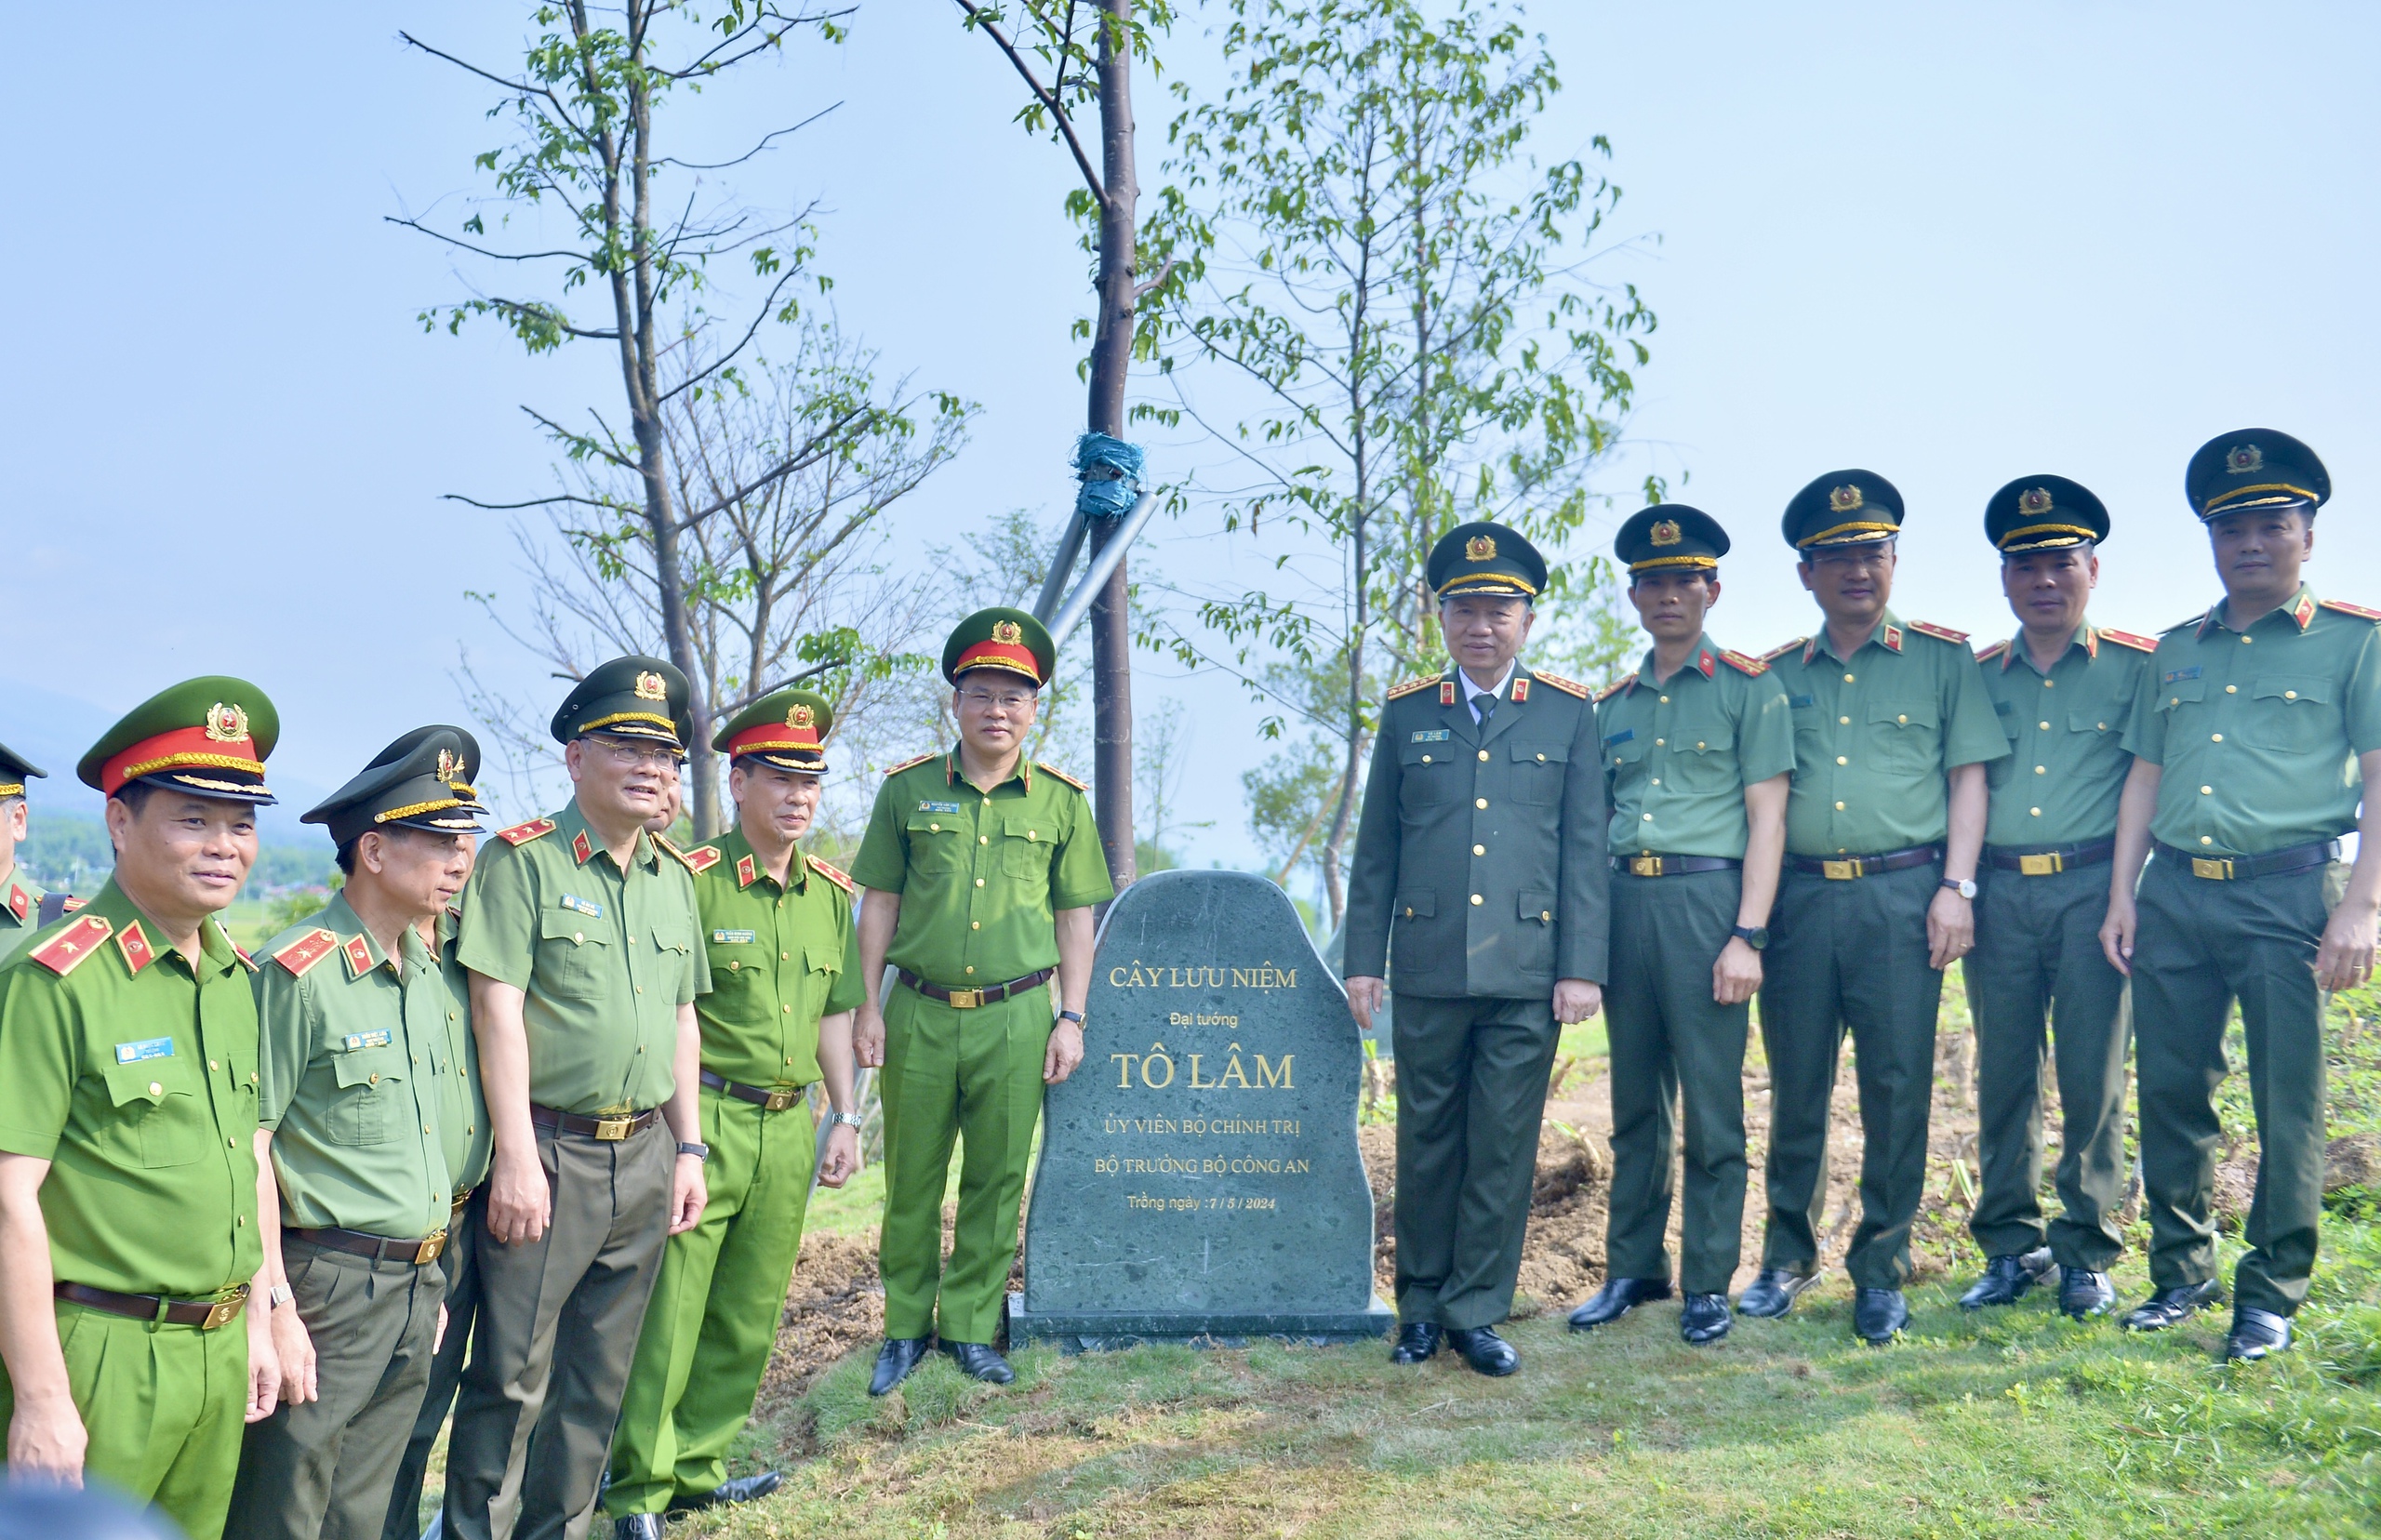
[
  {"xmin": 1667, "ymin": 722, "xmax": 1736, "ymax": 794},
  {"xmin": 1393, "ymin": 889, "xmax": 1436, "ymax": 922},
  {"xmin": 905, "ymin": 812, "xmax": 968, "ymax": 874},
  {"xmin": 1001, "ymin": 814, "xmax": 1054, "ymax": 881},
  {"xmin": 1867, "ymin": 698, "xmax": 1940, "ymax": 773},
  {"xmin": 536, "ymin": 909, "xmax": 611, "ymax": 1001},
  {"xmin": 707, "ymin": 928, "xmax": 763, "ymax": 993},
  {"xmin": 328, "ymin": 1046, "xmax": 408, "ymax": 1146},
  {"xmin": 1509, "ymin": 741, "xmax": 1569, "ymax": 804},
  {"xmin": 1399, "ymin": 739, "xmax": 1457, "ymax": 811},
  {"xmin": 1517, "ymin": 891, "xmax": 1555, "ymax": 925},
  {"xmin": 100, "ymin": 1060, "xmax": 206, "ymax": 1168},
  {"xmin": 2242, "ymin": 675, "xmax": 2337, "ymax": 751},
  {"xmin": 2155, "ymin": 677, "xmax": 2205, "ymax": 715}
]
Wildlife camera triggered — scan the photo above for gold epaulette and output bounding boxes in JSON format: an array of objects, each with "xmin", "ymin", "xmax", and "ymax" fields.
[
  {"xmin": 1593, "ymin": 672, "xmax": 1636, "ymax": 703},
  {"xmin": 1718, "ymin": 649, "xmax": 1767, "ymax": 677},
  {"xmin": 1760, "ymin": 637, "xmax": 1808, "ymax": 663},
  {"xmin": 2321, "ymin": 599, "xmax": 2381, "ymax": 622},
  {"xmin": 1975, "ymin": 639, "xmax": 2011, "ymax": 663},
  {"xmin": 1385, "ymin": 675, "xmax": 1441, "ymax": 701},
  {"xmin": 27, "ymin": 914, "xmax": 113, "ymax": 978},
  {"xmin": 496, "ymin": 817, "xmax": 556, "ymax": 847},
  {"xmin": 2097, "ymin": 628, "xmax": 2160, "ymax": 652},
  {"xmin": 883, "ymin": 751, "xmax": 940, "ymax": 776},
  {"xmin": 1907, "ymin": 619, "xmax": 1970, "ymax": 644},
  {"xmin": 682, "ymin": 843, "xmax": 724, "ymax": 875},
  {"xmin": 271, "ymin": 928, "xmax": 339, "ymax": 978},
  {"xmin": 1531, "ymin": 670, "xmax": 1590, "ymax": 699},
  {"xmin": 650, "ymin": 832, "xmax": 702, "ymax": 877},
  {"xmin": 1037, "ymin": 761, "xmax": 1088, "ymax": 791},
  {"xmin": 806, "ymin": 854, "xmax": 856, "ymax": 895}
]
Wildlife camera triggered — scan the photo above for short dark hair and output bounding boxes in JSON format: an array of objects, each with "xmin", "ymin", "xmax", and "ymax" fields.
[
  {"xmin": 109, "ymin": 782, "xmax": 160, "ymax": 817},
  {"xmin": 335, "ymin": 838, "xmax": 360, "ymax": 876},
  {"xmin": 1629, "ymin": 564, "xmax": 1719, "ymax": 591}
]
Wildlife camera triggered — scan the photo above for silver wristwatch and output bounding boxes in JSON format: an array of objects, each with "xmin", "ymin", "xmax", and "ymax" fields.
[
  {"xmin": 829, "ymin": 1110, "xmax": 865, "ymax": 1130},
  {"xmin": 269, "ymin": 1284, "xmax": 294, "ymax": 1311}
]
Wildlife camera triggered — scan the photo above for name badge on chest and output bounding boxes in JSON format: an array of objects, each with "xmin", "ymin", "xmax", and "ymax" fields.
[
  {"xmin": 559, "ymin": 895, "xmax": 603, "ymax": 918},
  {"xmin": 1409, "ymin": 729, "xmax": 1451, "ymax": 743},
  {"xmin": 341, "ymin": 1029, "xmax": 393, "ymax": 1052},
  {"xmin": 712, "ymin": 929, "xmax": 757, "ymax": 945},
  {"xmin": 917, "ymin": 800, "xmax": 962, "ymax": 815},
  {"xmin": 114, "ymin": 1037, "xmax": 175, "ymax": 1064}
]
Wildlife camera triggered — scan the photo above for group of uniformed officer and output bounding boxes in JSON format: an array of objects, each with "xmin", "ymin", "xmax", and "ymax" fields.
[{"xmin": 1346, "ymin": 426, "xmax": 2378, "ymax": 1370}]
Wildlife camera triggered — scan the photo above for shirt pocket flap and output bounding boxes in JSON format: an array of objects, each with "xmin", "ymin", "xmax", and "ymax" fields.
[
  {"xmin": 1868, "ymin": 699, "xmax": 1939, "ymax": 730},
  {"xmin": 101, "ymin": 1061, "xmax": 181, "ymax": 1108},
  {"xmin": 2068, "ymin": 710, "xmax": 2118, "ymax": 734},
  {"xmin": 539, "ymin": 910, "xmax": 609, "ymax": 946},
  {"xmin": 332, "ymin": 1047, "xmax": 406, "ymax": 1090},
  {"xmin": 2157, "ymin": 679, "xmax": 2205, "ymax": 710},
  {"xmin": 905, "ymin": 810, "xmax": 964, "ymax": 837},
  {"xmin": 2253, "ymin": 675, "xmax": 2331, "ymax": 706},
  {"xmin": 650, "ymin": 930, "xmax": 691, "ymax": 955},
  {"xmin": 805, "ymin": 940, "xmax": 843, "ymax": 975},
  {"xmin": 1394, "ymin": 889, "xmax": 1436, "ymax": 919},
  {"xmin": 1400, "ymin": 736, "xmax": 1455, "ymax": 765},
  {"xmin": 1508, "ymin": 741, "xmax": 1571, "ymax": 763},
  {"xmin": 1001, "ymin": 811, "xmax": 1052, "ymax": 844},
  {"xmin": 1667, "ymin": 725, "xmax": 1734, "ymax": 754},
  {"xmin": 1518, "ymin": 891, "xmax": 1555, "ymax": 923}
]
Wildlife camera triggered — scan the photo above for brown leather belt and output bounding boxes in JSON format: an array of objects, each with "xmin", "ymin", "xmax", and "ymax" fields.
[
  {"xmin": 55, "ymin": 1281, "xmax": 248, "ymax": 1330},
  {"xmin": 896, "ymin": 966, "xmax": 1055, "ymax": 1009},
  {"xmin": 451, "ymin": 1187, "xmax": 478, "ymax": 1224},
  {"xmin": 700, "ymin": 1069, "xmax": 805, "ymax": 1112},
  {"xmin": 1613, "ymin": 855, "xmax": 1742, "ymax": 878},
  {"xmin": 1786, "ymin": 844, "xmax": 1942, "ymax": 881},
  {"xmin": 1985, "ymin": 837, "xmax": 2116, "ymax": 876},
  {"xmin": 286, "ymin": 1225, "xmax": 447, "ymax": 1267},
  {"xmin": 2155, "ymin": 838, "xmax": 2339, "ymax": 882},
  {"xmin": 529, "ymin": 1103, "xmax": 662, "ymax": 1141}
]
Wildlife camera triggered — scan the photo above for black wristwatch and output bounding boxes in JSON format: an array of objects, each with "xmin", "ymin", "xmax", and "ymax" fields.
[
  {"xmin": 1730, "ymin": 924, "xmax": 1768, "ymax": 950},
  {"xmin": 677, "ymin": 1141, "xmax": 710, "ymax": 1162},
  {"xmin": 1057, "ymin": 1009, "xmax": 1085, "ymax": 1025}
]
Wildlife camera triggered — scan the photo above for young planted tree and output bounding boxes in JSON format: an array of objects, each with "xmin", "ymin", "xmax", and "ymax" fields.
[
  {"xmin": 396, "ymin": 0, "xmax": 856, "ymax": 833},
  {"xmin": 1140, "ymin": 0, "xmax": 1655, "ymax": 922}
]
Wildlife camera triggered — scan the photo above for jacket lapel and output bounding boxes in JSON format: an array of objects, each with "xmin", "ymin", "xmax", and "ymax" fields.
[
  {"xmin": 1475, "ymin": 667, "xmax": 1527, "ymax": 751},
  {"xmin": 1437, "ymin": 671, "xmax": 1480, "ymax": 746}
]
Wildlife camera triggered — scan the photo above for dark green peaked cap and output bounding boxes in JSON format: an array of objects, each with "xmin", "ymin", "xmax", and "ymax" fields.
[
  {"xmin": 1783, "ymin": 470, "xmax": 1905, "ymax": 551},
  {"xmin": 1616, "ymin": 505, "xmax": 1730, "ymax": 575},
  {"xmin": 78, "ymin": 675, "xmax": 280, "ymax": 804},
  {"xmin": 2186, "ymin": 429, "xmax": 2330, "ymax": 521},
  {"xmin": 714, "ymin": 687, "xmax": 833, "ymax": 774},
  {"xmin": 550, "ymin": 656, "xmax": 689, "ymax": 747},
  {"xmin": 942, "ymin": 608, "xmax": 1056, "ymax": 686},
  {"xmin": 0, "ymin": 741, "xmax": 47, "ymax": 797},
  {"xmin": 1985, "ymin": 474, "xmax": 2108, "ymax": 553},
  {"xmin": 1427, "ymin": 521, "xmax": 1547, "ymax": 600},
  {"xmin": 304, "ymin": 725, "xmax": 492, "ymax": 848}
]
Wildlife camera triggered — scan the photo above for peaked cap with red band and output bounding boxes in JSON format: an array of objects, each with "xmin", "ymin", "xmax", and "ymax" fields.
[
  {"xmin": 77, "ymin": 675, "xmax": 279, "ymax": 804},
  {"xmin": 942, "ymin": 606, "xmax": 1056, "ymax": 687},
  {"xmin": 713, "ymin": 686, "xmax": 834, "ymax": 775}
]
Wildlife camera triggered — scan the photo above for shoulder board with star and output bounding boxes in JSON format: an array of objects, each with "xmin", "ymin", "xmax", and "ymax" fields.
[
  {"xmin": 883, "ymin": 751, "xmax": 939, "ymax": 776},
  {"xmin": 1037, "ymin": 761, "xmax": 1089, "ymax": 791},
  {"xmin": 682, "ymin": 843, "xmax": 725, "ymax": 875},
  {"xmin": 2096, "ymin": 628, "xmax": 2160, "ymax": 652},
  {"xmin": 26, "ymin": 914, "xmax": 113, "ymax": 978},
  {"xmin": 2321, "ymin": 599, "xmax": 2381, "ymax": 623},
  {"xmin": 1760, "ymin": 637, "xmax": 1808, "ymax": 664},
  {"xmin": 1717, "ymin": 649, "xmax": 1768, "ymax": 677},
  {"xmin": 1974, "ymin": 639, "xmax": 2011, "ymax": 663},
  {"xmin": 1907, "ymin": 620, "xmax": 1970, "ymax": 645},
  {"xmin": 1593, "ymin": 672, "xmax": 1636, "ymax": 703},
  {"xmin": 270, "ymin": 928, "xmax": 340, "ymax": 978},
  {"xmin": 805, "ymin": 853, "xmax": 856, "ymax": 895},
  {"xmin": 1529, "ymin": 670, "xmax": 1590, "ymax": 699},
  {"xmin": 496, "ymin": 817, "xmax": 556, "ymax": 847},
  {"xmin": 1385, "ymin": 675, "xmax": 1442, "ymax": 702},
  {"xmin": 650, "ymin": 832, "xmax": 702, "ymax": 877}
]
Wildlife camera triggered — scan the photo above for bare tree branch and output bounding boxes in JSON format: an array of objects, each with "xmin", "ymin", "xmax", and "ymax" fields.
[{"xmin": 950, "ymin": 0, "xmax": 1108, "ymax": 208}]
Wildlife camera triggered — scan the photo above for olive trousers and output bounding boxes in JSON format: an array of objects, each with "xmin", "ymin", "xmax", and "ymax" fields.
[
  {"xmin": 878, "ymin": 984, "xmax": 1051, "ymax": 1345},
  {"xmin": 226, "ymin": 1236, "xmax": 445, "ymax": 1540},
  {"xmin": 605, "ymin": 1084, "xmax": 816, "ymax": 1515},
  {"xmin": 379, "ymin": 1192, "xmax": 485, "ymax": 1540},
  {"xmin": 1603, "ymin": 869, "xmax": 1750, "ymax": 1297},
  {"xmin": 1757, "ymin": 860, "xmax": 1946, "ymax": 1291}
]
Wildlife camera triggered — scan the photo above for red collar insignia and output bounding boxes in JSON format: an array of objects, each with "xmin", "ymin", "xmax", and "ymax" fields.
[
  {"xmin": 571, "ymin": 829, "xmax": 594, "ymax": 866},
  {"xmin": 116, "ymin": 920, "xmax": 156, "ymax": 976},
  {"xmin": 1696, "ymin": 649, "xmax": 1716, "ymax": 679},
  {"xmin": 341, "ymin": 934, "xmax": 377, "ymax": 978},
  {"xmin": 2294, "ymin": 592, "xmax": 2317, "ymax": 630},
  {"xmin": 1440, "ymin": 680, "xmax": 1457, "ymax": 706},
  {"xmin": 1881, "ymin": 624, "xmax": 1904, "ymax": 652},
  {"xmin": 736, "ymin": 853, "xmax": 757, "ymax": 888},
  {"xmin": 1510, "ymin": 675, "xmax": 1531, "ymax": 702},
  {"xmin": 6, "ymin": 884, "xmax": 25, "ymax": 923}
]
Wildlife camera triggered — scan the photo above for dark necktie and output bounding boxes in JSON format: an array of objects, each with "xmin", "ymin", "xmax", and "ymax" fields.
[{"xmin": 1475, "ymin": 689, "xmax": 1498, "ymax": 727}]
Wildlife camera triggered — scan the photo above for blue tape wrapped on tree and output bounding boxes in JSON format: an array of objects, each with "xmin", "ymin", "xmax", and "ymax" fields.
[{"xmin": 1072, "ymin": 432, "xmax": 1144, "ymax": 519}]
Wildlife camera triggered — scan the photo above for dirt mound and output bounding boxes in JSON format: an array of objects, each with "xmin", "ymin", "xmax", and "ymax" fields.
[{"xmin": 759, "ymin": 1229, "xmax": 885, "ymax": 1400}]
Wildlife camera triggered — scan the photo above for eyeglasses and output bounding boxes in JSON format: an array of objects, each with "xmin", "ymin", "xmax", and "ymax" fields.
[
  {"xmin": 958, "ymin": 688, "xmax": 1035, "ymax": 713},
  {"xmin": 1808, "ymin": 546, "xmax": 1893, "ymax": 571},
  {"xmin": 589, "ymin": 737, "xmax": 683, "ymax": 771}
]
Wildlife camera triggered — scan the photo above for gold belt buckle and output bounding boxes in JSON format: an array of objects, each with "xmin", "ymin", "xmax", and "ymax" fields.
[
  {"xmin": 201, "ymin": 1286, "xmax": 248, "ymax": 1331},
  {"xmin": 1630, "ymin": 856, "xmax": 1663, "ymax": 878},
  {"xmin": 2017, "ymin": 852, "xmax": 2061, "ymax": 876},
  {"xmin": 416, "ymin": 1231, "xmax": 447, "ymax": 1266},
  {"xmin": 946, "ymin": 988, "xmax": 982, "ymax": 1009},
  {"xmin": 594, "ymin": 1115, "xmax": 633, "ymax": 1141},
  {"xmin": 2191, "ymin": 856, "xmax": 2235, "ymax": 880},
  {"xmin": 764, "ymin": 1086, "xmax": 799, "ymax": 1112},
  {"xmin": 1822, "ymin": 858, "xmax": 1863, "ymax": 881}
]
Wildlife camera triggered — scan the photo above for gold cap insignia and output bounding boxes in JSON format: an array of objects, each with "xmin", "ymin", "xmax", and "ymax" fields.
[
  {"xmin": 789, "ymin": 703, "xmax": 815, "ymax": 728},
  {"xmin": 2019, "ymin": 486, "xmax": 2055, "ymax": 515},
  {"xmin": 1650, "ymin": 519, "xmax": 1683, "ymax": 547},
  {"xmin": 1465, "ymin": 534, "xmax": 1497, "ymax": 562},
  {"xmin": 991, "ymin": 619, "xmax": 1024, "ymax": 645},
  {"xmin": 204, "ymin": 703, "xmax": 250, "ymax": 742},
  {"xmin": 434, "ymin": 748, "xmax": 459, "ymax": 784},
  {"xmin": 2227, "ymin": 444, "xmax": 2263, "ymax": 474},
  {"xmin": 1828, "ymin": 485, "xmax": 1864, "ymax": 514},
  {"xmin": 633, "ymin": 670, "xmax": 668, "ymax": 701}
]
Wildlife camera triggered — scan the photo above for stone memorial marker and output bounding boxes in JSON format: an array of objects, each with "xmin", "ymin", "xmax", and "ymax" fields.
[{"xmin": 1009, "ymin": 869, "xmax": 1393, "ymax": 1348}]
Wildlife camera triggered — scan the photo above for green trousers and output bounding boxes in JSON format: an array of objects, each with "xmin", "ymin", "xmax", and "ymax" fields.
[
  {"xmin": 605, "ymin": 1084, "xmax": 816, "ymax": 1515},
  {"xmin": 379, "ymin": 1193, "xmax": 483, "ymax": 1540},
  {"xmin": 1964, "ymin": 859, "xmax": 2132, "ymax": 1268},
  {"xmin": 2132, "ymin": 854, "xmax": 2337, "ymax": 1317},
  {"xmin": 226, "ymin": 1237, "xmax": 445, "ymax": 1540},
  {"xmin": 1390, "ymin": 993, "xmax": 1560, "ymax": 1330},
  {"xmin": 1604, "ymin": 869, "xmax": 1749, "ymax": 1296},
  {"xmin": 0, "ymin": 1300, "xmax": 247, "ymax": 1540},
  {"xmin": 1758, "ymin": 859, "xmax": 1945, "ymax": 1290},
  {"xmin": 879, "ymin": 983, "xmax": 1050, "ymax": 1344},
  {"xmin": 443, "ymin": 1122, "xmax": 672, "ymax": 1540}
]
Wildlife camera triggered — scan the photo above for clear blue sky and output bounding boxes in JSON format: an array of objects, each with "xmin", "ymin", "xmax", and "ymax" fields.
[{"xmin": 7, "ymin": 3, "xmax": 2376, "ymax": 870}]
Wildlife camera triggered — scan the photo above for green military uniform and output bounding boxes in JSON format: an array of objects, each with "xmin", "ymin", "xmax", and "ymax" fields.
[
  {"xmin": 229, "ymin": 728, "xmax": 489, "ymax": 1540},
  {"xmin": 0, "ymin": 677, "xmax": 281, "ymax": 1540},
  {"xmin": 608, "ymin": 690, "xmax": 865, "ymax": 1518},
  {"xmin": 0, "ymin": 740, "xmax": 51, "ymax": 964},
  {"xmin": 1595, "ymin": 512, "xmax": 1795, "ymax": 1300},
  {"xmin": 446, "ymin": 657, "xmax": 709, "ymax": 1540},
  {"xmin": 1344, "ymin": 523, "xmax": 1610, "ymax": 1336},
  {"xmin": 2124, "ymin": 435, "xmax": 2381, "ymax": 1323},
  {"xmin": 1759, "ymin": 474, "xmax": 2008, "ymax": 1296},
  {"xmin": 1962, "ymin": 476, "xmax": 2151, "ymax": 1285}
]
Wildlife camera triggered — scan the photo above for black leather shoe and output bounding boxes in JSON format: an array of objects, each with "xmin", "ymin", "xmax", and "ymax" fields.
[
  {"xmin": 667, "ymin": 1471, "xmax": 782, "ymax": 1512},
  {"xmin": 1447, "ymin": 1325, "xmax": 1520, "ymax": 1376},
  {"xmin": 1957, "ymin": 1248, "xmax": 2055, "ymax": 1310},
  {"xmin": 1680, "ymin": 1293, "xmax": 1731, "ymax": 1345},
  {"xmin": 1854, "ymin": 1288, "xmax": 1909, "ymax": 1345},
  {"xmin": 1388, "ymin": 1321, "xmax": 1443, "ymax": 1364},
  {"xmin": 1566, "ymin": 1276, "xmax": 1673, "ymax": 1332},
  {"xmin": 2122, "ymin": 1280, "xmax": 2223, "ymax": 1333},
  {"xmin": 868, "ymin": 1335, "xmax": 933, "ymax": 1396},
  {"xmin": 612, "ymin": 1518, "xmax": 664, "ymax": 1540},
  {"xmin": 2225, "ymin": 1308, "xmax": 2292, "ymax": 1362},
  {"xmin": 2058, "ymin": 1266, "xmax": 2115, "ymax": 1320},
  {"xmin": 943, "ymin": 1340, "xmax": 1016, "ymax": 1384},
  {"xmin": 1736, "ymin": 1265, "xmax": 1818, "ymax": 1319}
]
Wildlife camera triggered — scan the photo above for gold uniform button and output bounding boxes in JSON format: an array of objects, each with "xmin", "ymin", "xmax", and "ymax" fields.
[
  {"xmin": 2201, "ymin": 785, "xmax": 2213, "ymax": 795},
  {"xmin": 728, "ymin": 960, "xmax": 739, "ymax": 971},
  {"xmin": 1029, "ymin": 830, "xmax": 1039, "ymax": 841},
  {"xmin": 2286, "ymin": 690, "xmax": 2298, "ymax": 700},
  {"xmin": 1659, "ymin": 695, "xmax": 1670, "ymax": 704},
  {"xmin": 2039, "ymin": 722, "xmax": 2051, "ymax": 731},
  {"xmin": 574, "ymin": 932, "xmax": 584, "ymax": 944},
  {"xmin": 964, "ymin": 965, "xmax": 977, "ymax": 975},
  {"xmin": 1843, "ymin": 672, "xmax": 1856, "ymax": 684},
  {"xmin": 1835, "ymin": 755, "xmax": 1847, "ymax": 765},
  {"xmin": 2043, "ymin": 680, "xmax": 2055, "ymax": 688},
  {"xmin": 238, "ymin": 1215, "xmax": 246, "ymax": 1228},
  {"xmin": 2212, "ymin": 733, "xmax": 2223, "ymax": 742},
  {"xmin": 2170, "ymin": 697, "xmax": 2179, "ymax": 706},
  {"xmin": 783, "ymin": 1004, "xmax": 793, "ymax": 1013},
  {"xmin": 449, "ymin": 1012, "xmax": 458, "ymax": 1022},
  {"xmin": 2201, "ymin": 835, "xmax": 2215, "ymax": 846},
  {"xmin": 979, "ymin": 835, "xmax": 989, "ymax": 844},
  {"xmin": 227, "ymin": 1137, "xmax": 236, "ymax": 1148},
  {"xmin": 1541, "ymin": 909, "xmax": 1551, "ymax": 922},
  {"xmin": 208, "ymin": 1059, "xmax": 218, "ymax": 1071},
  {"xmin": 369, "ymin": 1073, "xmax": 379, "ymax": 1085},
  {"xmin": 2242, "ymin": 635, "xmax": 2254, "ymax": 644},
  {"xmin": 635, "ymin": 986, "xmax": 644, "ymax": 996},
  {"xmin": 1642, "ymin": 813, "xmax": 1654, "ymax": 821},
  {"xmin": 1472, "ymin": 844, "xmax": 1485, "ymax": 856},
  {"xmin": 1475, "ymin": 798, "xmax": 1488, "ymax": 809},
  {"xmin": 1421, "ymin": 754, "xmax": 1433, "ymax": 763},
  {"xmin": 1536, "ymin": 752, "xmax": 1547, "ymax": 762},
  {"xmin": 1834, "ymin": 801, "xmax": 1846, "ymax": 811},
  {"xmin": 2029, "ymin": 807, "xmax": 2041, "ymax": 816},
  {"xmin": 2035, "ymin": 765, "xmax": 2046, "ymax": 775},
  {"xmin": 930, "ymin": 822, "xmax": 940, "ymax": 832},
  {"xmin": 1656, "ymin": 738, "xmax": 1665, "ymax": 747},
  {"xmin": 1696, "ymin": 741, "xmax": 1706, "ymax": 750},
  {"xmin": 2226, "ymin": 684, "xmax": 2238, "ymax": 694},
  {"xmin": 975, "ymin": 878, "xmax": 986, "ymax": 887},
  {"xmin": 2098, "ymin": 722, "xmax": 2108, "ymax": 730},
  {"xmin": 1477, "ymin": 750, "xmax": 1489, "ymax": 762},
  {"xmin": 1651, "ymin": 777, "xmax": 1661, "ymax": 786},
  {"xmin": 971, "ymin": 920, "xmax": 980, "ymax": 930},
  {"xmin": 1470, "ymin": 894, "xmax": 1483, "ymax": 906},
  {"xmin": 1897, "ymin": 714, "xmax": 1908, "ymax": 724},
  {"xmin": 1839, "ymin": 715, "xmax": 1850, "ymax": 724}
]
